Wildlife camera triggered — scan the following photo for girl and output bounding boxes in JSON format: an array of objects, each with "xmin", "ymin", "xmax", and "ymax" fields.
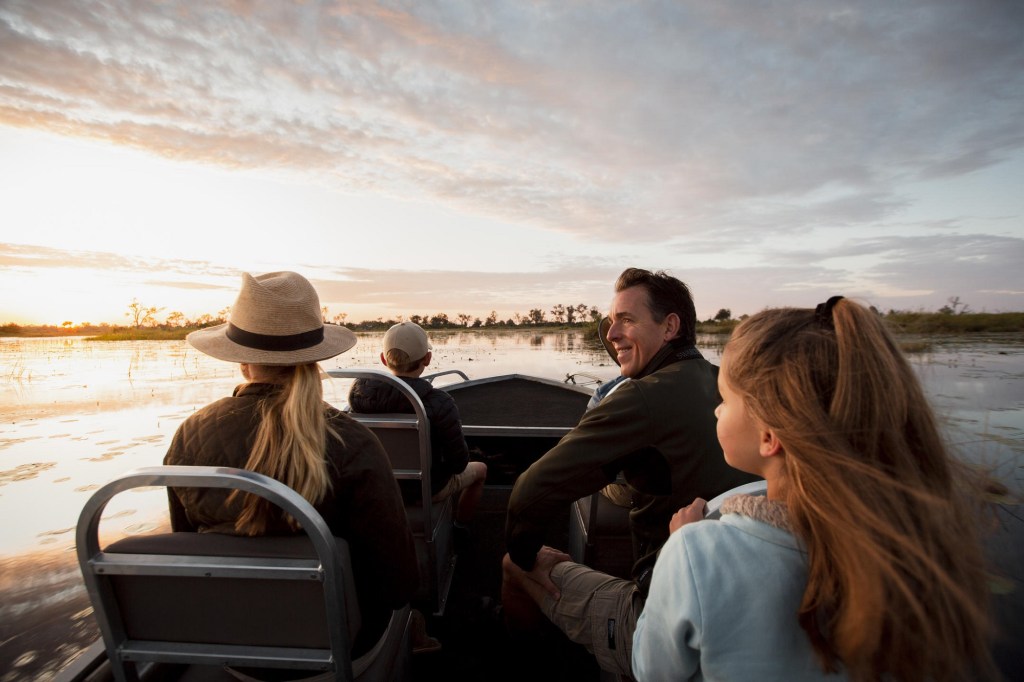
[{"xmin": 632, "ymin": 297, "xmax": 995, "ymax": 681}]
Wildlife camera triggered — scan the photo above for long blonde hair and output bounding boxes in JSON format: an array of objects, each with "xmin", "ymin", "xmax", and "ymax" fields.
[
  {"xmin": 230, "ymin": 362, "xmax": 334, "ymax": 535},
  {"xmin": 724, "ymin": 300, "xmax": 995, "ymax": 681}
]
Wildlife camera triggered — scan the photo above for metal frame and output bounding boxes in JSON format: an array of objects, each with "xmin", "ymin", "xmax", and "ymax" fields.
[
  {"xmin": 76, "ymin": 466, "xmax": 355, "ymax": 682},
  {"xmin": 327, "ymin": 368, "xmax": 456, "ymax": 615}
]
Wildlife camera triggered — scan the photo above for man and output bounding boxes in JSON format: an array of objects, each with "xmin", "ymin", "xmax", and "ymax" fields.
[{"xmin": 502, "ymin": 267, "xmax": 758, "ymax": 676}]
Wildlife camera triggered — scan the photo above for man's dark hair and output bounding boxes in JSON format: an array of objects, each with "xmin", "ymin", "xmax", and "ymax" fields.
[{"xmin": 614, "ymin": 268, "xmax": 697, "ymax": 344}]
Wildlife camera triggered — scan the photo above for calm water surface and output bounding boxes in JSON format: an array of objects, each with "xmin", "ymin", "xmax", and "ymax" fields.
[{"xmin": 1, "ymin": 331, "xmax": 1022, "ymax": 680}]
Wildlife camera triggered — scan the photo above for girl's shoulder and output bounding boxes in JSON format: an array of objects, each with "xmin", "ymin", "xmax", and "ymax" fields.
[{"xmin": 680, "ymin": 495, "xmax": 801, "ymax": 552}]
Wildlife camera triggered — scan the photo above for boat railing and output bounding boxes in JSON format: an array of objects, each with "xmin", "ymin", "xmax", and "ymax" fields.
[
  {"xmin": 564, "ymin": 372, "xmax": 605, "ymax": 386},
  {"xmin": 423, "ymin": 369, "xmax": 470, "ymax": 385}
]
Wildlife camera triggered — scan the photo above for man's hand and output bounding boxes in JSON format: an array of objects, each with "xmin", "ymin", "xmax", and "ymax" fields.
[
  {"xmin": 523, "ymin": 545, "xmax": 572, "ymax": 599},
  {"xmin": 669, "ymin": 498, "xmax": 707, "ymax": 534}
]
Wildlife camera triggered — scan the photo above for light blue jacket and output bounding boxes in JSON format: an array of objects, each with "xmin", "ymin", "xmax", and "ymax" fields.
[{"xmin": 632, "ymin": 511, "xmax": 846, "ymax": 681}]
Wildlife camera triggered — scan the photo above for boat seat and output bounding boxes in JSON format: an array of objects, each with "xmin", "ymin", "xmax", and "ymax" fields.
[
  {"xmin": 327, "ymin": 368, "xmax": 456, "ymax": 616},
  {"xmin": 76, "ymin": 465, "xmax": 412, "ymax": 682},
  {"xmin": 568, "ymin": 491, "xmax": 635, "ymax": 580}
]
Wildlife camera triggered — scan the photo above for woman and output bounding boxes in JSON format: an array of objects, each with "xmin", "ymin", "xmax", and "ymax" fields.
[
  {"xmin": 632, "ymin": 297, "xmax": 996, "ymax": 681},
  {"xmin": 164, "ymin": 271, "xmax": 418, "ymax": 656}
]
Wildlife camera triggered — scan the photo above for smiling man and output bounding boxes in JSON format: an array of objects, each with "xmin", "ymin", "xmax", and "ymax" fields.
[{"xmin": 502, "ymin": 267, "xmax": 758, "ymax": 677}]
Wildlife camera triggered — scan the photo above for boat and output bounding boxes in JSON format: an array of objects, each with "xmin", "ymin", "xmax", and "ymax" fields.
[
  {"xmin": 52, "ymin": 369, "xmax": 1024, "ymax": 682},
  {"xmin": 54, "ymin": 369, "xmax": 607, "ymax": 682}
]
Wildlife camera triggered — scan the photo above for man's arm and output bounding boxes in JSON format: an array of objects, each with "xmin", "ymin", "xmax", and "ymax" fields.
[{"xmin": 505, "ymin": 381, "xmax": 652, "ymax": 569}]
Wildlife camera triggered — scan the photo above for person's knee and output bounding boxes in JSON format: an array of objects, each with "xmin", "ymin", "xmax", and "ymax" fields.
[{"xmin": 469, "ymin": 461, "xmax": 487, "ymax": 484}]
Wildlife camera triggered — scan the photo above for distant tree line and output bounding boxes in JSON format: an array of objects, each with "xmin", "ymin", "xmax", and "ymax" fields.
[
  {"xmin": 336, "ymin": 303, "xmax": 605, "ymax": 332},
  {"xmin": 3, "ymin": 296, "xmax": 1023, "ymax": 338}
]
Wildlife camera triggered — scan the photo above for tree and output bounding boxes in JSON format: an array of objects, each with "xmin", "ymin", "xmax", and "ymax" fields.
[
  {"xmin": 126, "ymin": 299, "xmax": 161, "ymax": 328},
  {"xmin": 939, "ymin": 296, "xmax": 970, "ymax": 315},
  {"xmin": 332, "ymin": 312, "xmax": 348, "ymax": 326},
  {"xmin": 457, "ymin": 313, "xmax": 472, "ymax": 327},
  {"xmin": 589, "ymin": 306, "xmax": 602, "ymax": 323},
  {"xmin": 429, "ymin": 313, "xmax": 449, "ymax": 327},
  {"xmin": 165, "ymin": 311, "xmax": 186, "ymax": 328},
  {"xmin": 575, "ymin": 304, "xmax": 589, "ymax": 324},
  {"xmin": 528, "ymin": 308, "xmax": 546, "ymax": 325},
  {"xmin": 550, "ymin": 304, "xmax": 566, "ymax": 324},
  {"xmin": 565, "ymin": 304, "xmax": 576, "ymax": 325},
  {"xmin": 714, "ymin": 308, "xmax": 732, "ymax": 322},
  {"xmin": 486, "ymin": 310, "xmax": 498, "ymax": 326}
]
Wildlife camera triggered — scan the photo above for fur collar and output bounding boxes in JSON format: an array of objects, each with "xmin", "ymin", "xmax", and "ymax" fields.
[{"xmin": 720, "ymin": 494, "xmax": 792, "ymax": 533}]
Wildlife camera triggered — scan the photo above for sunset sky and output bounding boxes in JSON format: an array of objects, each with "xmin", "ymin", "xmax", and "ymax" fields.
[{"xmin": 1, "ymin": 1, "xmax": 1022, "ymax": 326}]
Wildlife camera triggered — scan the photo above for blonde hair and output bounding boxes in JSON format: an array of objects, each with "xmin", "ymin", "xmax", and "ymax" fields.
[
  {"xmin": 383, "ymin": 347, "xmax": 425, "ymax": 374},
  {"xmin": 230, "ymin": 363, "xmax": 336, "ymax": 535},
  {"xmin": 724, "ymin": 300, "xmax": 995, "ymax": 681}
]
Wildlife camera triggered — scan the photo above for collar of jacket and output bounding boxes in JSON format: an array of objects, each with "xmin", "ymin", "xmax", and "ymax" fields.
[
  {"xmin": 635, "ymin": 338, "xmax": 703, "ymax": 380},
  {"xmin": 232, "ymin": 382, "xmax": 284, "ymax": 398}
]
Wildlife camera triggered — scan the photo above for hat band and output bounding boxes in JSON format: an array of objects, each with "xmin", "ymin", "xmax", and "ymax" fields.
[{"xmin": 226, "ymin": 323, "xmax": 324, "ymax": 352}]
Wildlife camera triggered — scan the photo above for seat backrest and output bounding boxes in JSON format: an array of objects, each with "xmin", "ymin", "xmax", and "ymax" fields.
[
  {"xmin": 327, "ymin": 368, "xmax": 456, "ymax": 615},
  {"xmin": 327, "ymin": 368, "xmax": 432, "ymax": 498},
  {"xmin": 568, "ymin": 491, "xmax": 634, "ymax": 580},
  {"xmin": 76, "ymin": 465, "xmax": 392, "ymax": 681}
]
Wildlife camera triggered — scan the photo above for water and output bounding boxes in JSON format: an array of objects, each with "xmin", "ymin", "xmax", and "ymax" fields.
[{"xmin": 1, "ymin": 331, "xmax": 1022, "ymax": 680}]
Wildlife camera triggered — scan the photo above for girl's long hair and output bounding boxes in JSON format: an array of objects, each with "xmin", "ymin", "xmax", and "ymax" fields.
[
  {"xmin": 724, "ymin": 301, "xmax": 995, "ymax": 682},
  {"xmin": 230, "ymin": 363, "xmax": 334, "ymax": 535}
]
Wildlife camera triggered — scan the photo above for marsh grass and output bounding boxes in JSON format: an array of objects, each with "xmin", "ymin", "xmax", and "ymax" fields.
[
  {"xmin": 88, "ymin": 328, "xmax": 191, "ymax": 341},
  {"xmin": 899, "ymin": 340, "xmax": 934, "ymax": 354},
  {"xmin": 884, "ymin": 312, "xmax": 1024, "ymax": 334}
]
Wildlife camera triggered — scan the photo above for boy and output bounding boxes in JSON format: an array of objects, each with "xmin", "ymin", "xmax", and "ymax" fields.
[{"xmin": 348, "ymin": 322, "xmax": 487, "ymax": 537}]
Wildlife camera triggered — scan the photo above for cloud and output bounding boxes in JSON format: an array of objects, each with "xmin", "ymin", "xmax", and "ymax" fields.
[
  {"xmin": 0, "ymin": 242, "xmax": 238, "ymax": 279},
  {"xmin": 2, "ymin": 0, "xmax": 1022, "ymax": 245}
]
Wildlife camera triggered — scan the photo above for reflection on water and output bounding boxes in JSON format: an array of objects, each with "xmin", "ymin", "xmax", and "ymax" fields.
[{"xmin": 0, "ymin": 332, "xmax": 1021, "ymax": 679}]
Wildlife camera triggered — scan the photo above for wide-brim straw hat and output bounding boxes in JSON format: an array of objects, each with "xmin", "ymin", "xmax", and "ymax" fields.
[{"xmin": 187, "ymin": 271, "xmax": 356, "ymax": 366}]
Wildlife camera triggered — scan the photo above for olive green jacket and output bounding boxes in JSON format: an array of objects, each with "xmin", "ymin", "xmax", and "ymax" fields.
[{"xmin": 506, "ymin": 344, "xmax": 759, "ymax": 590}]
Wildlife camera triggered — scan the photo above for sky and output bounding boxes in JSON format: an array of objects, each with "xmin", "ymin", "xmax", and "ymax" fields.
[{"xmin": 1, "ymin": 0, "xmax": 1022, "ymax": 326}]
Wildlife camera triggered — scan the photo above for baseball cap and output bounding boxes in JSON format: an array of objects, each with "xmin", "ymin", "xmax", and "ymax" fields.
[{"xmin": 383, "ymin": 322, "xmax": 431, "ymax": 360}]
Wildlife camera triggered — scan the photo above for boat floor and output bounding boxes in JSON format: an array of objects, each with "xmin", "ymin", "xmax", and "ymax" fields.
[{"xmin": 412, "ymin": 486, "xmax": 601, "ymax": 682}]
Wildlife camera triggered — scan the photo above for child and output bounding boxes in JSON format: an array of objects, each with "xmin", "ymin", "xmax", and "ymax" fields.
[
  {"xmin": 349, "ymin": 322, "xmax": 487, "ymax": 536},
  {"xmin": 632, "ymin": 297, "xmax": 996, "ymax": 681}
]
